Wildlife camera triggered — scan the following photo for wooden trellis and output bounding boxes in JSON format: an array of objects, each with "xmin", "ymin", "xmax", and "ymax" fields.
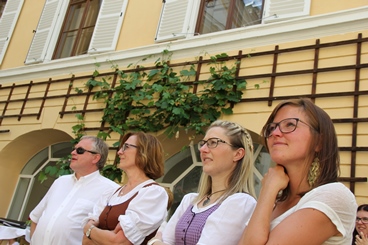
[{"xmin": 0, "ymin": 33, "xmax": 367, "ymax": 192}]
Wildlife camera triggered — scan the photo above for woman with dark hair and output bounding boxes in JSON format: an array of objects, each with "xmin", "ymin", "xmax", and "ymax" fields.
[
  {"xmin": 353, "ymin": 204, "xmax": 368, "ymax": 245},
  {"xmin": 238, "ymin": 98, "xmax": 357, "ymax": 245},
  {"xmin": 82, "ymin": 132, "xmax": 168, "ymax": 245}
]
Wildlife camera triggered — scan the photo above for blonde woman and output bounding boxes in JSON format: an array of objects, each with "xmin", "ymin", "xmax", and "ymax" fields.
[{"xmin": 149, "ymin": 120, "xmax": 257, "ymax": 245}]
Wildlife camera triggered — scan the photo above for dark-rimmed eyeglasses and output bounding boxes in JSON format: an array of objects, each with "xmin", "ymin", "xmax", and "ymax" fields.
[
  {"xmin": 198, "ymin": 137, "xmax": 234, "ymax": 150},
  {"xmin": 356, "ymin": 217, "xmax": 368, "ymax": 224},
  {"xmin": 263, "ymin": 118, "xmax": 313, "ymax": 138},
  {"xmin": 121, "ymin": 143, "xmax": 138, "ymax": 152},
  {"xmin": 72, "ymin": 147, "xmax": 98, "ymax": 155}
]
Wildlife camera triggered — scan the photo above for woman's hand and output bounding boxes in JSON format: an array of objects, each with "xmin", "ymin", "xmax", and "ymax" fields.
[
  {"xmin": 147, "ymin": 231, "xmax": 166, "ymax": 245},
  {"xmin": 356, "ymin": 231, "xmax": 368, "ymax": 245},
  {"xmin": 113, "ymin": 223, "xmax": 122, "ymax": 234},
  {"xmin": 262, "ymin": 165, "xmax": 289, "ymax": 194},
  {"xmin": 83, "ymin": 220, "xmax": 98, "ymax": 235},
  {"xmin": 82, "ymin": 234, "xmax": 95, "ymax": 245}
]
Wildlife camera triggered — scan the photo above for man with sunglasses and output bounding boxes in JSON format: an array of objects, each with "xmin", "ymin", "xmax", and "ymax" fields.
[{"xmin": 29, "ymin": 136, "xmax": 120, "ymax": 245}]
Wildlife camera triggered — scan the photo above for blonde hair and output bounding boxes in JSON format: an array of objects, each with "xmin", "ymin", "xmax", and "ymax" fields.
[{"xmin": 195, "ymin": 120, "xmax": 256, "ymax": 204}]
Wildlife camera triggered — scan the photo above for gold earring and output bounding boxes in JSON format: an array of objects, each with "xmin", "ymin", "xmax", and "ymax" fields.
[{"xmin": 308, "ymin": 157, "xmax": 320, "ymax": 187}]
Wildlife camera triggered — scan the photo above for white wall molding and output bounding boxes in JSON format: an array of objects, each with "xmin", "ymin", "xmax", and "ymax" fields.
[{"xmin": 0, "ymin": 6, "xmax": 367, "ymax": 84}]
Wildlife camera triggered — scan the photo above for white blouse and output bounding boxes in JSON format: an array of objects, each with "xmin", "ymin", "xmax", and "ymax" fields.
[
  {"xmin": 270, "ymin": 182, "xmax": 357, "ymax": 245},
  {"xmin": 85, "ymin": 179, "xmax": 168, "ymax": 244},
  {"xmin": 162, "ymin": 192, "xmax": 257, "ymax": 245}
]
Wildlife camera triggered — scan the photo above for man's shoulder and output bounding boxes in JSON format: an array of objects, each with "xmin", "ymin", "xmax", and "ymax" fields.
[
  {"xmin": 95, "ymin": 174, "xmax": 121, "ymax": 187},
  {"xmin": 54, "ymin": 173, "xmax": 74, "ymax": 181}
]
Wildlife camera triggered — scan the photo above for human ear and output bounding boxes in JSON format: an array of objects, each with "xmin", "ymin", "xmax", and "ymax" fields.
[
  {"xmin": 233, "ymin": 147, "xmax": 245, "ymax": 162},
  {"xmin": 92, "ymin": 154, "xmax": 101, "ymax": 164}
]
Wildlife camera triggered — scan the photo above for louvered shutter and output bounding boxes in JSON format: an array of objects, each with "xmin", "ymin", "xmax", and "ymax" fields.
[
  {"xmin": 155, "ymin": 0, "xmax": 200, "ymax": 42},
  {"xmin": 263, "ymin": 0, "xmax": 311, "ymax": 23},
  {"xmin": 0, "ymin": 0, "xmax": 24, "ymax": 65},
  {"xmin": 24, "ymin": 0, "xmax": 65, "ymax": 64},
  {"xmin": 88, "ymin": 0, "xmax": 128, "ymax": 53}
]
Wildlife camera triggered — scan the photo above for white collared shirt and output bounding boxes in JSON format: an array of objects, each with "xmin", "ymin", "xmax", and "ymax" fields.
[{"xmin": 30, "ymin": 171, "xmax": 120, "ymax": 245}]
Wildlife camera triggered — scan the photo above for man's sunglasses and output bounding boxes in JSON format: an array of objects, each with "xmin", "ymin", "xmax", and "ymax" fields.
[{"xmin": 72, "ymin": 147, "xmax": 98, "ymax": 155}]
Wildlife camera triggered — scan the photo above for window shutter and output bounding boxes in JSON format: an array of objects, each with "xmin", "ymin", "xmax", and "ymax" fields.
[
  {"xmin": 263, "ymin": 0, "xmax": 311, "ymax": 23},
  {"xmin": 155, "ymin": 0, "xmax": 199, "ymax": 42},
  {"xmin": 24, "ymin": 0, "xmax": 64, "ymax": 64},
  {"xmin": 0, "ymin": 0, "xmax": 24, "ymax": 65},
  {"xmin": 88, "ymin": 0, "xmax": 128, "ymax": 53}
]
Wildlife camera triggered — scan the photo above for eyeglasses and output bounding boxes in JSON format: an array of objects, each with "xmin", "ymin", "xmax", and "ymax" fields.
[
  {"xmin": 263, "ymin": 118, "xmax": 312, "ymax": 138},
  {"xmin": 121, "ymin": 143, "xmax": 138, "ymax": 152},
  {"xmin": 72, "ymin": 147, "xmax": 98, "ymax": 155},
  {"xmin": 356, "ymin": 217, "xmax": 368, "ymax": 224},
  {"xmin": 198, "ymin": 137, "xmax": 234, "ymax": 150}
]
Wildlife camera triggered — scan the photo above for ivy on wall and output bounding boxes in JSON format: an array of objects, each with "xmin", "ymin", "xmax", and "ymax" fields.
[{"xmin": 39, "ymin": 50, "xmax": 251, "ymax": 183}]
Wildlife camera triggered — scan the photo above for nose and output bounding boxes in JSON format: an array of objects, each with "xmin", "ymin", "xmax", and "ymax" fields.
[
  {"xmin": 269, "ymin": 125, "xmax": 283, "ymax": 137},
  {"xmin": 117, "ymin": 148, "xmax": 123, "ymax": 155},
  {"xmin": 199, "ymin": 144, "xmax": 209, "ymax": 153}
]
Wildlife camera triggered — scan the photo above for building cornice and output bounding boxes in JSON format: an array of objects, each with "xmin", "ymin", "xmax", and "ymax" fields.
[{"xmin": 0, "ymin": 6, "xmax": 367, "ymax": 84}]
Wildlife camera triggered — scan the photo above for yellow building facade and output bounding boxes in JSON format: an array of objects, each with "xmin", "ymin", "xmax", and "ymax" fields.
[{"xmin": 0, "ymin": 0, "xmax": 367, "ymax": 222}]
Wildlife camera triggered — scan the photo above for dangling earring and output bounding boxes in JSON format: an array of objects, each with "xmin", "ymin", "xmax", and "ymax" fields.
[{"xmin": 308, "ymin": 157, "xmax": 320, "ymax": 187}]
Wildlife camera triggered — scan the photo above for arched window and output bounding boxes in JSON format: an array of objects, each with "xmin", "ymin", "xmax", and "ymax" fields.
[{"xmin": 7, "ymin": 142, "xmax": 72, "ymax": 221}]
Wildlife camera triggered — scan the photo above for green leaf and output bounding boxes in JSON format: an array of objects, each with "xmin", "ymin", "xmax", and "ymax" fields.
[
  {"xmin": 38, "ymin": 171, "xmax": 47, "ymax": 183},
  {"xmin": 93, "ymin": 70, "xmax": 99, "ymax": 77}
]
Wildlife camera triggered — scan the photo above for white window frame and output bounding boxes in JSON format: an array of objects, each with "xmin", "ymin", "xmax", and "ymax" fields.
[
  {"xmin": 155, "ymin": 0, "xmax": 311, "ymax": 42},
  {"xmin": 25, "ymin": 0, "xmax": 128, "ymax": 65},
  {"xmin": 0, "ymin": 0, "xmax": 24, "ymax": 65}
]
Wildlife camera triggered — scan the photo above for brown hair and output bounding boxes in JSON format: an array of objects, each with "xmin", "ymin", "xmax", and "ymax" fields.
[
  {"xmin": 261, "ymin": 98, "xmax": 339, "ymax": 201},
  {"xmin": 121, "ymin": 132, "xmax": 164, "ymax": 180}
]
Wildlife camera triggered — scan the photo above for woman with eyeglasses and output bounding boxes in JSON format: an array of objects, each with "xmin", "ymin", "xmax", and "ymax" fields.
[
  {"xmin": 238, "ymin": 98, "xmax": 357, "ymax": 245},
  {"xmin": 148, "ymin": 120, "xmax": 257, "ymax": 245},
  {"xmin": 353, "ymin": 204, "xmax": 368, "ymax": 245},
  {"xmin": 82, "ymin": 132, "xmax": 169, "ymax": 245}
]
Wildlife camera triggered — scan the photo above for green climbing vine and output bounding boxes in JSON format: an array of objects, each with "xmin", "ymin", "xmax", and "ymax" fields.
[
  {"xmin": 39, "ymin": 50, "xmax": 252, "ymax": 183},
  {"xmin": 89, "ymin": 50, "xmax": 247, "ymax": 139}
]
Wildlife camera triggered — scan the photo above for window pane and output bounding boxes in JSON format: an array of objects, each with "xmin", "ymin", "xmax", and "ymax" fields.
[
  {"xmin": 56, "ymin": 30, "xmax": 79, "ymax": 58},
  {"xmin": 0, "ymin": 0, "xmax": 6, "ymax": 19},
  {"xmin": 51, "ymin": 142, "xmax": 73, "ymax": 158},
  {"xmin": 199, "ymin": 0, "xmax": 231, "ymax": 34},
  {"xmin": 7, "ymin": 178, "xmax": 30, "ymax": 220},
  {"xmin": 75, "ymin": 27, "xmax": 94, "ymax": 55},
  {"xmin": 66, "ymin": 3, "xmax": 86, "ymax": 31},
  {"xmin": 169, "ymin": 166, "xmax": 202, "ymax": 218},
  {"xmin": 21, "ymin": 162, "xmax": 58, "ymax": 221},
  {"xmin": 197, "ymin": 0, "xmax": 264, "ymax": 35},
  {"xmin": 21, "ymin": 148, "xmax": 48, "ymax": 175},
  {"xmin": 84, "ymin": 0, "xmax": 100, "ymax": 27},
  {"xmin": 53, "ymin": 0, "xmax": 101, "ymax": 59},
  {"xmin": 232, "ymin": 0, "xmax": 262, "ymax": 28}
]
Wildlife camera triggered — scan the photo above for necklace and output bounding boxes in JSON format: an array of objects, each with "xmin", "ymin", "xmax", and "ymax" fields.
[
  {"xmin": 203, "ymin": 189, "xmax": 226, "ymax": 206},
  {"xmin": 118, "ymin": 185, "xmax": 126, "ymax": 196}
]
